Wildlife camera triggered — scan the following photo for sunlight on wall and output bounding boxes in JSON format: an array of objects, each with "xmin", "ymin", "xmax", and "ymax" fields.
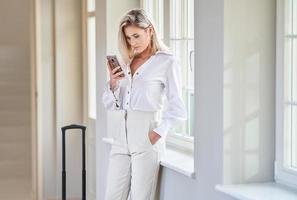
[{"xmin": 223, "ymin": 0, "xmax": 276, "ymax": 184}]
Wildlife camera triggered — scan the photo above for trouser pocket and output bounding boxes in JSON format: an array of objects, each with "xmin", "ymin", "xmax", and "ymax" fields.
[
  {"xmin": 146, "ymin": 120, "xmax": 166, "ymax": 154},
  {"xmin": 126, "ymin": 111, "xmax": 164, "ymax": 153},
  {"xmin": 146, "ymin": 120, "xmax": 159, "ymax": 146}
]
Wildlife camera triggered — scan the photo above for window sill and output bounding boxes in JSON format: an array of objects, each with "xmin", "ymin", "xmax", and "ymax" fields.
[
  {"xmin": 102, "ymin": 137, "xmax": 114, "ymax": 145},
  {"xmin": 216, "ymin": 182, "xmax": 297, "ymax": 200},
  {"xmin": 102, "ymin": 137, "xmax": 195, "ymax": 178},
  {"xmin": 161, "ymin": 147, "xmax": 195, "ymax": 178}
]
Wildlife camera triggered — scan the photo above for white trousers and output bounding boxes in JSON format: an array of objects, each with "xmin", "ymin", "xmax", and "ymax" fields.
[{"xmin": 105, "ymin": 110, "xmax": 165, "ymax": 200}]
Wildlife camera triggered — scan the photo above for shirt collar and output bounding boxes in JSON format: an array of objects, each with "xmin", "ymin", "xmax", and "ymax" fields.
[
  {"xmin": 155, "ymin": 50, "xmax": 173, "ymax": 56},
  {"xmin": 125, "ymin": 49, "xmax": 172, "ymax": 69}
]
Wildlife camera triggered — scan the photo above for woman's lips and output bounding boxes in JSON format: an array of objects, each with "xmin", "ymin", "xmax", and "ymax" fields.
[{"xmin": 133, "ymin": 47, "xmax": 140, "ymax": 53}]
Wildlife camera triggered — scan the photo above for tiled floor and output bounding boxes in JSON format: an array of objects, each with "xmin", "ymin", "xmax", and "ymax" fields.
[{"xmin": 0, "ymin": 179, "xmax": 31, "ymax": 200}]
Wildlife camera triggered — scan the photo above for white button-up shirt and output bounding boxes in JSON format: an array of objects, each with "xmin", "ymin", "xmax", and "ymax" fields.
[{"xmin": 102, "ymin": 51, "xmax": 187, "ymax": 138}]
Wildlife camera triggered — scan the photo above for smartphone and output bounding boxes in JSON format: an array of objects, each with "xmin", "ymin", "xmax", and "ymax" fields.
[{"xmin": 106, "ymin": 55, "xmax": 124, "ymax": 77}]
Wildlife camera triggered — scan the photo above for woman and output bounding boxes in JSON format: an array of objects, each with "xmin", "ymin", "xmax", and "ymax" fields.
[{"xmin": 102, "ymin": 9, "xmax": 187, "ymax": 200}]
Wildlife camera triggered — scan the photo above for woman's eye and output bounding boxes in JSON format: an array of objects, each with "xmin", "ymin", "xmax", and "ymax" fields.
[{"xmin": 134, "ymin": 35, "xmax": 139, "ymax": 39}]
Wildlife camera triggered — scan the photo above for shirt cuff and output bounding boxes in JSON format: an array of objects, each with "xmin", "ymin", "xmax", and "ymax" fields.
[
  {"xmin": 107, "ymin": 81, "xmax": 119, "ymax": 92},
  {"xmin": 106, "ymin": 81, "xmax": 121, "ymax": 109},
  {"xmin": 153, "ymin": 119, "xmax": 175, "ymax": 138}
]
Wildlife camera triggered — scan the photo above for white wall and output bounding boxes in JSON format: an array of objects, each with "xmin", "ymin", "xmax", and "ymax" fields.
[
  {"xmin": 159, "ymin": 0, "xmax": 228, "ymax": 199},
  {"xmin": 35, "ymin": 0, "xmax": 83, "ymax": 199},
  {"xmin": 35, "ymin": 0, "xmax": 56, "ymax": 198},
  {"xmin": 95, "ymin": 1, "xmax": 108, "ymax": 199},
  {"xmin": 55, "ymin": 0, "xmax": 83, "ymax": 198},
  {"xmin": 223, "ymin": 0, "xmax": 276, "ymax": 184}
]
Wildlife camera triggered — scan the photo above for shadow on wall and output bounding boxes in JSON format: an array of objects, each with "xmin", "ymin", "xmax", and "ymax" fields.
[
  {"xmin": 223, "ymin": 46, "xmax": 276, "ymax": 184},
  {"xmin": 223, "ymin": 0, "xmax": 276, "ymax": 185}
]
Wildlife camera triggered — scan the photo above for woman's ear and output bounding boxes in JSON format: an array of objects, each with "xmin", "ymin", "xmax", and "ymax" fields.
[
  {"xmin": 146, "ymin": 26, "xmax": 154, "ymax": 37},
  {"xmin": 149, "ymin": 26, "xmax": 154, "ymax": 36}
]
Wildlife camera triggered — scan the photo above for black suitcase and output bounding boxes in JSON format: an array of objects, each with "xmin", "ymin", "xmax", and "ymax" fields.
[{"xmin": 61, "ymin": 124, "xmax": 87, "ymax": 200}]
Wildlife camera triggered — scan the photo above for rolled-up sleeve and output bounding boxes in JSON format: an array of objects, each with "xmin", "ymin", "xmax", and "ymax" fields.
[
  {"xmin": 153, "ymin": 58, "xmax": 187, "ymax": 138},
  {"xmin": 102, "ymin": 81, "xmax": 121, "ymax": 110}
]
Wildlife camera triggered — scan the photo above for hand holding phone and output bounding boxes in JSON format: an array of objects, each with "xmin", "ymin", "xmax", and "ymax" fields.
[
  {"xmin": 107, "ymin": 55, "xmax": 124, "ymax": 77},
  {"xmin": 106, "ymin": 55, "xmax": 125, "ymax": 90}
]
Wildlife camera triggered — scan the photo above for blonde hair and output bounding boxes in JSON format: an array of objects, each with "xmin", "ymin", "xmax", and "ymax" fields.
[{"xmin": 118, "ymin": 9, "xmax": 169, "ymax": 63}]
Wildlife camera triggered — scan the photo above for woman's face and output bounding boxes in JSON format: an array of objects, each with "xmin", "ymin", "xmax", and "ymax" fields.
[{"xmin": 124, "ymin": 25, "xmax": 152, "ymax": 55}]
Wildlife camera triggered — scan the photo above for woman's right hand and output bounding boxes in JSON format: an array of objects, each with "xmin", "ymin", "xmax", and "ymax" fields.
[{"xmin": 108, "ymin": 65, "xmax": 125, "ymax": 91}]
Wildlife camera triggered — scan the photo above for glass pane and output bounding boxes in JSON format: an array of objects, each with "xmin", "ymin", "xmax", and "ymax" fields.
[
  {"xmin": 88, "ymin": 0, "xmax": 95, "ymax": 12},
  {"xmin": 142, "ymin": 0, "xmax": 153, "ymax": 13},
  {"xmin": 143, "ymin": 1, "xmax": 195, "ymax": 140},
  {"xmin": 284, "ymin": 105, "xmax": 292, "ymax": 166},
  {"xmin": 188, "ymin": 91, "xmax": 194, "ymax": 137},
  {"xmin": 142, "ymin": 0, "xmax": 164, "ymax": 39},
  {"xmin": 292, "ymin": 105, "xmax": 297, "ymax": 168},
  {"xmin": 170, "ymin": 40, "xmax": 193, "ymax": 135},
  {"xmin": 170, "ymin": 0, "xmax": 182, "ymax": 38},
  {"xmin": 284, "ymin": 38, "xmax": 293, "ymax": 102},
  {"xmin": 188, "ymin": 0, "xmax": 194, "ymax": 38},
  {"xmin": 170, "ymin": 39, "xmax": 194, "ymax": 136},
  {"xmin": 187, "ymin": 40, "xmax": 194, "ymax": 137},
  {"xmin": 187, "ymin": 41, "xmax": 194, "ymax": 137},
  {"xmin": 293, "ymin": 38, "xmax": 297, "ymax": 102},
  {"xmin": 170, "ymin": 0, "xmax": 175, "ymax": 38},
  {"xmin": 157, "ymin": 0, "xmax": 164, "ymax": 39},
  {"xmin": 186, "ymin": 40, "xmax": 194, "ymax": 137},
  {"xmin": 285, "ymin": 0, "xmax": 293, "ymax": 35},
  {"xmin": 88, "ymin": 17, "xmax": 96, "ymax": 118},
  {"xmin": 169, "ymin": 0, "xmax": 195, "ymax": 137},
  {"xmin": 293, "ymin": 0, "xmax": 297, "ymax": 35},
  {"xmin": 188, "ymin": 40, "xmax": 195, "ymax": 91}
]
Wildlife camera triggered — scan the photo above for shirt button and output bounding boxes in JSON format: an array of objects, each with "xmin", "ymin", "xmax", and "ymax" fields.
[
  {"xmin": 136, "ymin": 72, "xmax": 139, "ymax": 75},
  {"xmin": 126, "ymin": 102, "xmax": 129, "ymax": 105},
  {"xmin": 127, "ymin": 91, "xmax": 130, "ymax": 94},
  {"xmin": 128, "ymin": 72, "xmax": 131, "ymax": 75}
]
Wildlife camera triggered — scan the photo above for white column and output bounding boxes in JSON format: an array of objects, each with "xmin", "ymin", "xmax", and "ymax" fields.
[{"xmin": 194, "ymin": 0, "xmax": 224, "ymax": 199}]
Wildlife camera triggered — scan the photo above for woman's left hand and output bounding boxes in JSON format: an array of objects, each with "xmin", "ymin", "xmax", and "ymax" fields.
[{"xmin": 148, "ymin": 131, "xmax": 161, "ymax": 145}]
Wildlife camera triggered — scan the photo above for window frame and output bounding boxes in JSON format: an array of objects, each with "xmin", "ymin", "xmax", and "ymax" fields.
[
  {"xmin": 84, "ymin": 1, "xmax": 96, "ymax": 120},
  {"xmin": 82, "ymin": 0, "xmax": 97, "ymax": 199},
  {"xmin": 275, "ymin": 0, "xmax": 297, "ymax": 189},
  {"xmin": 141, "ymin": 0, "xmax": 194, "ymax": 153}
]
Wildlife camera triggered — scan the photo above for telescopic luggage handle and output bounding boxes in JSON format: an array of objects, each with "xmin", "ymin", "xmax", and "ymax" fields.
[{"xmin": 61, "ymin": 124, "xmax": 87, "ymax": 200}]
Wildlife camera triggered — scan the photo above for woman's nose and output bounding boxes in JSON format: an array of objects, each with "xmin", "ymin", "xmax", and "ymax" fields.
[{"xmin": 129, "ymin": 39, "xmax": 136, "ymax": 46}]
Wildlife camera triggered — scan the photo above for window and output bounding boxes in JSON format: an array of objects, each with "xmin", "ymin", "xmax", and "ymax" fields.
[
  {"xmin": 275, "ymin": 0, "xmax": 297, "ymax": 188},
  {"xmin": 86, "ymin": 0, "xmax": 96, "ymax": 119},
  {"xmin": 284, "ymin": 0, "xmax": 297, "ymax": 171},
  {"xmin": 141, "ymin": 0, "xmax": 164, "ymax": 40},
  {"xmin": 83, "ymin": 1, "xmax": 97, "ymax": 199},
  {"xmin": 142, "ymin": 0, "xmax": 194, "ymax": 152}
]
